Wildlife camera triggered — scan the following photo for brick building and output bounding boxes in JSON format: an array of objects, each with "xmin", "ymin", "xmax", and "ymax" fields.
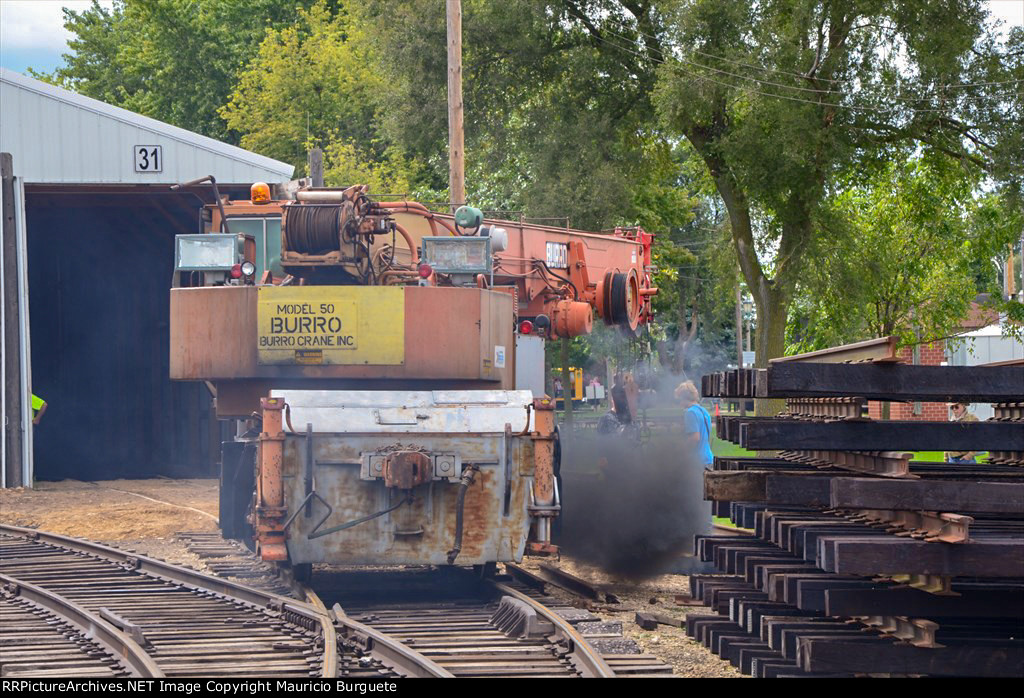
[
  {"xmin": 867, "ymin": 341, "xmax": 949, "ymax": 421},
  {"xmin": 866, "ymin": 296, "xmax": 1000, "ymax": 421}
]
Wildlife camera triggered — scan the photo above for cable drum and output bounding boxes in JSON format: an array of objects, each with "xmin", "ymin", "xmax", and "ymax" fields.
[
  {"xmin": 605, "ymin": 269, "xmax": 641, "ymax": 330},
  {"xmin": 610, "ymin": 272, "xmax": 628, "ymax": 324},
  {"xmin": 282, "ymin": 203, "xmax": 346, "ymax": 254}
]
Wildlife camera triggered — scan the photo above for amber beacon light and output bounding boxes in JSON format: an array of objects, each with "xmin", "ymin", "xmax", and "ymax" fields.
[{"xmin": 250, "ymin": 181, "xmax": 271, "ymax": 204}]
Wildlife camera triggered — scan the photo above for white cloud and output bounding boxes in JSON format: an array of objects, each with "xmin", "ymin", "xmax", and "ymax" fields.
[
  {"xmin": 988, "ymin": 0, "xmax": 1024, "ymax": 28},
  {"xmin": 0, "ymin": 1, "xmax": 114, "ymax": 53}
]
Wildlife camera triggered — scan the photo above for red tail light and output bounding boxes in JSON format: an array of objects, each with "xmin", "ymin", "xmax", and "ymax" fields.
[
  {"xmin": 418, "ymin": 263, "xmax": 433, "ymax": 278},
  {"xmin": 518, "ymin": 320, "xmax": 534, "ymax": 334},
  {"xmin": 230, "ymin": 264, "xmax": 243, "ymax": 279}
]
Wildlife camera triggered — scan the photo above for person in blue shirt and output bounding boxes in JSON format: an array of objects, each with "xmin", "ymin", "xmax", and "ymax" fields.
[{"xmin": 676, "ymin": 380, "xmax": 713, "ymax": 467}]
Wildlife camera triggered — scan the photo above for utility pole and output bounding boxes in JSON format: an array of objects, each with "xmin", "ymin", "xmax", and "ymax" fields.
[
  {"xmin": 745, "ymin": 307, "xmax": 752, "ymax": 352},
  {"xmin": 446, "ymin": 0, "xmax": 466, "ymax": 212},
  {"xmin": 736, "ymin": 281, "xmax": 745, "ymax": 417},
  {"xmin": 308, "ymin": 148, "xmax": 324, "ymax": 188},
  {"xmin": 1007, "ymin": 243, "xmax": 1017, "ymax": 298},
  {"xmin": 561, "ymin": 338, "xmax": 574, "ymax": 430},
  {"xmin": 2, "ymin": 152, "xmax": 24, "ymax": 487}
]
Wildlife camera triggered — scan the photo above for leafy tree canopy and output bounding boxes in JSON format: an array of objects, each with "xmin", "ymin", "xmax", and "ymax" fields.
[
  {"xmin": 788, "ymin": 154, "xmax": 1010, "ymax": 350},
  {"xmin": 653, "ymin": 0, "xmax": 1022, "ymax": 376},
  {"xmin": 41, "ymin": 0, "xmax": 327, "ymax": 142},
  {"xmin": 220, "ymin": 1, "xmax": 397, "ymax": 179}
]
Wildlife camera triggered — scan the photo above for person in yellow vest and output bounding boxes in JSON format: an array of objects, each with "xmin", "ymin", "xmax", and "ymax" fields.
[{"xmin": 31, "ymin": 394, "xmax": 47, "ymax": 425}]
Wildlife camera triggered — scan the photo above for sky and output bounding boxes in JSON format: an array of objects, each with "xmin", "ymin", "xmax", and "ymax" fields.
[
  {"xmin": 1, "ymin": 0, "xmax": 114, "ymax": 74},
  {"xmin": 1, "ymin": 0, "xmax": 1022, "ymax": 75}
]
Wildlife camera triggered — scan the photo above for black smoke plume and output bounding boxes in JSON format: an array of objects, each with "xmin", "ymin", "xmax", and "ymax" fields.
[{"xmin": 556, "ymin": 428, "xmax": 715, "ymax": 579}]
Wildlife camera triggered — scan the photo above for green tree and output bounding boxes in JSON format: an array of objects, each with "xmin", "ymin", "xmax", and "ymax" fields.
[
  {"xmin": 356, "ymin": 0, "xmax": 692, "ymax": 232},
  {"xmin": 221, "ymin": 2, "xmax": 381, "ymax": 171},
  {"xmin": 652, "ymin": 0, "xmax": 1021, "ymax": 398},
  {"xmin": 43, "ymin": 0, "xmax": 323, "ymax": 142},
  {"xmin": 788, "ymin": 155, "xmax": 999, "ymax": 350},
  {"xmin": 364, "ymin": 1, "xmax": 1019, "ymax": 396}
]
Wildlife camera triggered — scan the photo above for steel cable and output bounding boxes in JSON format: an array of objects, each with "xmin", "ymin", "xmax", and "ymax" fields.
[{"xmin": 284, "ymin": 204, "xmax": 343, "ymax": 254}]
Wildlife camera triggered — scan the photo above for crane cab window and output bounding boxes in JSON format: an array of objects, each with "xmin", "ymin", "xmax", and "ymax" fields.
[{"xmin": 225, "ymin": 217, "xmax": 283, "ymax": 278}]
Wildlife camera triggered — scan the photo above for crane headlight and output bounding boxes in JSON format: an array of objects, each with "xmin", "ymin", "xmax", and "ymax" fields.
[
  {"xmin": 175, "ymin": 234, "xmax": 244, "ymax": 271},
  {"xmin": 421, "ymin": 237, "xmax": 492, "ymax": 275}
]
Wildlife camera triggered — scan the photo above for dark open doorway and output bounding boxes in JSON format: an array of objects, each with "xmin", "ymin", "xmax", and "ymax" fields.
[{"xmin": 26, "ymin": 187, "xmax": 218, "ymax": 481}]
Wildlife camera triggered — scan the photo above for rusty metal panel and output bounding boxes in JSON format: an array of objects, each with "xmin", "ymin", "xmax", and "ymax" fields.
[
  {"xmin": 403, "ymin": 286, "xmax": 483, "ymax": 378},
  {"xmin": 481, "ymin": 289, "xmax": 508, "ymax": 380},
  {"xmin": 170, "ymin": 286, "xmax": 513, "ymax": 384},
  {"xmin": 214, "ymin": 381, "xmax": 269, "ymax": 418},
  {"xmin": 171, "ymin": 286, "xmax": 258, "ymax": 378},
  {"xmin": 282, "ymin": 433, "xmax": 531, "ymax": 565}
]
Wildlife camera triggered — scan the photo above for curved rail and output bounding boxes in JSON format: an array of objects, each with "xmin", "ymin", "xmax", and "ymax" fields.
[
  {"xmin": 0, "ymin": 524, "xmax": 336, "ymax": 677},
  {"xmin": 1, "ymin": 573, "xmax": 164, "ymax": 678},
  {"xmin": 330, "ymin": 603, "xmax": 456, "ymax": 678},
  {"xmin": 300, "ymin": 585, "xmax": 339, "ymax": 678},
  {"xmin": 300, "ymin": 584, "xmax": 453, "ymax": 678},
  {"xmin": 488, "ymin": 579, "xmax": 616, "ymax": 678}
]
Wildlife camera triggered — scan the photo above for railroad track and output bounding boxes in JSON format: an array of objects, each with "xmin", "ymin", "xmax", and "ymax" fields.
[
  {"xmin": 311, "ymin": 568, "xmax": 671, "ymax": 678},
  {"xmin": 2, "ymin": 525, "xmax": 669, "ymax": 678},
  {"xmin": 314, "ymin": 568, "xmax": 608, "ymax": 677},
  {"xmin": 1, "ymin": 573, "xmax": 160, "ymax": 677},
  {"xmin": 0, "ymin": 525, "xmax": 406, "ymax": 679}
]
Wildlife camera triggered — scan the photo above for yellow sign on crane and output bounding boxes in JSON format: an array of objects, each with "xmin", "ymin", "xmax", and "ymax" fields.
[{"xmin": 257, "ymin": 286, "xmax": 405, "ymax": 365}]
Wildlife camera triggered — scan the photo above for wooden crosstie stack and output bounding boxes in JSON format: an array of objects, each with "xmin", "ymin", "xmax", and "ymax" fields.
[{"xmin": 692, "ymin": 339, "xmax": 1024, "ymax": 677}]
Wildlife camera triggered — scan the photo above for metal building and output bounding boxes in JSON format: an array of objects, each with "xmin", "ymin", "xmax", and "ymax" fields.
[
  {"xmin": 946, "ymin": 322, "xmax": 1024, "ymax": 420},
  {"xmin": 1, "ymin": 68, "xmax": 294, "ymax": 487}
]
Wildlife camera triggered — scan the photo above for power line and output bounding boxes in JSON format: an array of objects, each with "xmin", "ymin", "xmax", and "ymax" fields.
[
  {"xmin": 597, "ymin": 23, "xmax": 1018, "ymax": 112},
  {"xmin": 588, "ymin": 29, "xmax": 1005, "ymax": 115},
  {"xmin": 599, "ymin": 13, "xmax": 1024, "ymax": 91}
]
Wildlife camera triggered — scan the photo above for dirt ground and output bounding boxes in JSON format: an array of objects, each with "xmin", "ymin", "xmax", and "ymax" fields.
[
  {"xmin": 514, "ymin": 557, "xmax": 742, "ymax": 678},
  {"xmin": 0, "ymin": 478, "xmax": 220, "ymax": 567},
  {"xmin": 0, "ymin": 477, "xmax": 738, "ymax": 678}
]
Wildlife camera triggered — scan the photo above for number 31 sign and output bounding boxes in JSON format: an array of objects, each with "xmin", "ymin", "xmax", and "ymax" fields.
[{"xmin": 134, "ymin": 145, "xmax": 163, "ymax": 173}]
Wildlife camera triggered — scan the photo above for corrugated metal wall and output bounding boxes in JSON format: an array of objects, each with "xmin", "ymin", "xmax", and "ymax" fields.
[
  {"xmin": 27, "ymin": 190, "xmax": 217, "ymax": 480},
  {"xmin": 947, "ymin": 332, "xmax": 1024, "ymax": 366},
  {"xmin": 0, "ymin": 69, "xmax": 294, "ymax": 484},
  {"xmin": 0, "ymin": 69, "xmax": 293, "ymax": 185}
]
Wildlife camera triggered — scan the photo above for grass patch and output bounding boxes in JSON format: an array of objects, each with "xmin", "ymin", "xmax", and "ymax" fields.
[
  {"xmin": 712, "ymin": 433, "xmax": 756, "ymax": 459},
  {"xmin": 910, "ymin": 451, "xmax": 989, "ymax": 463}
]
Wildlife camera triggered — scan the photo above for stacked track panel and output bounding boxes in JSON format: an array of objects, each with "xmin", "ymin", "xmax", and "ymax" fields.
[{"xmin": 697, "ymin": 358, "xmax": 1024, "ymax": 677}]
